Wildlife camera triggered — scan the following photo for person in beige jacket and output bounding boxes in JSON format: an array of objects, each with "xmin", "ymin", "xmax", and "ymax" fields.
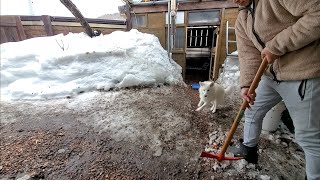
[{"xmin": 230, "ymin": 0, "xmax": 320, "ymax": 179}]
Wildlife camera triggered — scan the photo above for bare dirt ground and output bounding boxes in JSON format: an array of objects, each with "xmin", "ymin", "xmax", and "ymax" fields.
[{"xmin": 0, "ymin": 84, "xmax": 305, "ymax": 180}]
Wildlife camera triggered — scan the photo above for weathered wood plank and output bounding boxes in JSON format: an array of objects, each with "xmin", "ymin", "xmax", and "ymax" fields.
[
  {"xmin": 21, "ymin": 21, "xmax": 44, "ymax": 26},
  {"xmin": 131, "ymin": 4, "xmax": 169, "ymax": 13},
  {"xmin": 172, "ymin": 52, "xmax": 186, "ymax": 79},
  {"xmin": 52, "ymin": 22, "xmax": 126, "ymax": 29},
  {"xmin": 20, "ymin": 15, "xmax": 126, "ymax": 25},
  {"xmin": 42, "ymin": 15, "xmax": 54, "ymax": 36},
  {"xmin": 126, "ymin": 5, "xmax": 132, "ymax": 30},
  {"xmin": 212, "ymin": 8, "xmax": 226, "ymax": 81},
  {"xmin": 53, "ymin": 26, "xmax": 123, "ymax": 36},
  {"xmin": 23, "ymin": 25, "xmax": 46, "ymax": 39},
  {"xmin": 15, "ymin": 16, "xmax": 26, "ymax": 40},
  {"xmin": 21, "ymin": 21, "xmax": 126, "ymax": 29},
  {"xmin": 3, "ymin": 26, "xmax": 20, "ymax": 43},
  {"xmin": 0, "ymin": 27, "xmax": 9, "ymax": 43},
  {"xmin": 179, "ymin": 1, "xmax": 237, "ymax": 10},
  {"xmin": 212, "ymin": 30, "xmax": 221, "ymax": 81},
  {"xmin": 0, "ymin": 16, "xmax": 17, "ymax": 27},
  {"xmin": 131, "ymin": 1, "xmax": 237, "ymax": 13}
]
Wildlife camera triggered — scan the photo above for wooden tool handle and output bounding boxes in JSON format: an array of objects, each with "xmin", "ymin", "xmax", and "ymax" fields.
[
  {"xmin": 240, "ymin": 58, "xmax": 268, "ymax": 110},
  {"xmin": 218, "ymin": 58, "xmax": 268, "ymax": 160}
]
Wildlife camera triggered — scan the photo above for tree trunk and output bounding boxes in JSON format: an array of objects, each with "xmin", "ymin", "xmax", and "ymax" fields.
[{"xmin": 60, "ymin": 0, "xmax": 94, "ymax": 37}]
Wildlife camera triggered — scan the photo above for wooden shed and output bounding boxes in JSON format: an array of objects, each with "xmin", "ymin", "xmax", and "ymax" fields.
[{"xmin": 120, "ymin": 0, "xmax": 239, "ymax": 82}]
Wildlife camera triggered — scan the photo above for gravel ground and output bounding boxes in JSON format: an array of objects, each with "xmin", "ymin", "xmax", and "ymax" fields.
[{"xmin": 0, "ymin": 84, "xmax": 305, "ymax": 180}]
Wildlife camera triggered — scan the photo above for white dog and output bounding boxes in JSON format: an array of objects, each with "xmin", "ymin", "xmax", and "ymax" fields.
[{"xmin": 196, "ymin": 81, "xmax": 231, "ymax": 113}]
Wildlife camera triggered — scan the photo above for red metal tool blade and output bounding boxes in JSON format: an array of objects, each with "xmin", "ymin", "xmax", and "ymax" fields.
[{"xmin": 200, "ymin": 151, "xmax": 243, "ymax": 161}]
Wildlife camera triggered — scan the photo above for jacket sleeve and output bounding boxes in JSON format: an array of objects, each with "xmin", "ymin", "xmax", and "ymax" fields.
[
  {"xmin": 266, "ymin": 0, "xmax": 320, "ymax": 56},
  {"xmin": 235, "ymin": 14, "xmax": 262, "ymax": 88}
]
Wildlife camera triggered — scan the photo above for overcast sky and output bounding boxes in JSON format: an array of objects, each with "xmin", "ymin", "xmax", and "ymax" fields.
[{"xmin": 0, "ymin": 0, "xmax": 124, "ymax": 18}]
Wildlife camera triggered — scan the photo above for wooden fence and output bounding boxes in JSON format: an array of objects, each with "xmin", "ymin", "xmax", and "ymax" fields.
[{"xmin": 0, "ymin": 15, "xmax": 127, "ymax": 44}]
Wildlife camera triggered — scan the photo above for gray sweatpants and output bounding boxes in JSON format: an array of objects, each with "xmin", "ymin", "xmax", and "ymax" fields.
[{"xmin": 243, "ymin": 75, "xmax": 320, "ymax": 180}]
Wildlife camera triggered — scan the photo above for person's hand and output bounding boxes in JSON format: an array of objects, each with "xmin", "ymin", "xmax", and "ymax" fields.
[
  {"xmin": 241, "ymin": 87, "xmax": 256, "ymax": 110},
  {"xmin": 261, "ymin": 48, "xmax": 279, "ymax": 64}
]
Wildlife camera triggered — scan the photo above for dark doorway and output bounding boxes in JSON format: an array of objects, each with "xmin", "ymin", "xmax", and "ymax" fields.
[{"xmin": 185, "ymin": 26, "xmax": 217, "ymax": 83}]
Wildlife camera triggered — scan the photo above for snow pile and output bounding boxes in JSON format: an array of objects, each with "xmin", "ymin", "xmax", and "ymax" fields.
[
  {"xmin": 262, "ymin": 123, "xmax": 295, "ymax": 148},
  {"xmin": 0, "ymin": 29, "xmax": 183, "ymax": 101},
  {"xmin": 217, "ymin": 55, "xmax": 240, "ymax": 89}
]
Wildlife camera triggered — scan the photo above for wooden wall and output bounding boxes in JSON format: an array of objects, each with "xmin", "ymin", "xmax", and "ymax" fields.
[
  {"xmin": 172, "ymin": 50, "xmax": 186, "ymax": 79},
  {"xmin": 0, "ymin": 16, "xmax": 26, "ymax": 44},
  {"xmin": 0, "ymin": 15, "xmax": 127, "ymax": 44},
  {"xmin": 135, "ymin": 12, "xmax": 166, "ymax": 48}
]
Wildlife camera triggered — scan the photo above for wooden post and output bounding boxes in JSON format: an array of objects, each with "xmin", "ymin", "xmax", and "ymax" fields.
[
  {"xmin": 212, "ymin": 28, "xmax": 221, "ymax": 81},
  {"xmin": 118, "ymin": 2, "xmax": 131, "ymax": 31},
  {"xmin": 15, "ymin": 16, "xmax": 26, "ymax": 41},
  {"xmin": 60, "ymin": 0, "xmax": 94, "ymax": 37},
  {"xmin": 125, "ymin": 4, "xmax": 132, "ymax": 31},
  {"xmin": 42, "ymin": 15, "xmax": 54, "ymax": 36},
  {"xmin": 0, "ymin": 28, "xmax": 9, "ymax": 44},
  {"xmin": 212, "ymin": 8, "xmax": 225, "ymax": 81},
  {"xmin": 170, "ymin": 0, "xmax": 177, "ymax": 54}
]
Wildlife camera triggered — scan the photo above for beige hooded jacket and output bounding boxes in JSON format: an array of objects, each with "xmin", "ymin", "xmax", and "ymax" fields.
[{"xmin": 235, "ymin": 0, "xmax": 320, "ymax": 87}]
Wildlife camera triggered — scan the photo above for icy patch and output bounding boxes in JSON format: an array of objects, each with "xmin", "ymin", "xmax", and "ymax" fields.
[{"xmin": 259, "ymin": 175, "xmax": 271, "ymax": 180}]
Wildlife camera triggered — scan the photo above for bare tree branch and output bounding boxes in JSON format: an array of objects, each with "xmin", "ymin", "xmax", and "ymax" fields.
[{"xmin": 60, "ymin": 0, "xmax": 94, "ymax": 38}]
